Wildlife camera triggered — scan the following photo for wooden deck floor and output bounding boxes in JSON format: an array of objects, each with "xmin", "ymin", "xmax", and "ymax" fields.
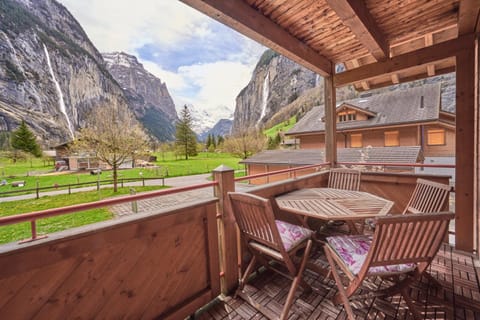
[{"xmin": 196, "ymin": 244, "xmax": 480, "ymax": 319}]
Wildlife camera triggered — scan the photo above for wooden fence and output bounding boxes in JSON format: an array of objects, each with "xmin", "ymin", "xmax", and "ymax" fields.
[{"xmin": 0, "ymin": 176, "xmax": 165, "ymax": 199}]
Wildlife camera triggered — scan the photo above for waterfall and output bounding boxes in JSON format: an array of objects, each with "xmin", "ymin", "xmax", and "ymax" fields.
[
  {"xmin": 43, "ymin": 44, "xmax": 75, "ymax": 140},
  {"xmin": 315, "ymin": 74, "xmax": 320, "ymax": 86},
  {"xmin": 256, "ymin": 72, "xmax": 270, "ymax": 126}
]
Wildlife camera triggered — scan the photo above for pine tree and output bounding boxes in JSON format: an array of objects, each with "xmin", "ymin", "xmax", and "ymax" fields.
[
  {"xmin": 205, "ymin": 134, "xmax": 212, "ymax": 150},
  {"xmin": 175, "ymin": 105, "xmax": 197, "ymax": 160},
  {"xmin": 11, "ymin": 121, "xmax": 41, "ymax": 157},
  {"xmin": 217, "ymin": 135, "xmax": 224, "ymax": 146}
]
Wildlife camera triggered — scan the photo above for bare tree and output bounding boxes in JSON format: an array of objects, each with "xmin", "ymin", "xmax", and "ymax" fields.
[
  {"xmin": 222, "ymin": 129, "xmax": 266, "ymax": 159},
  {"xmin": 76, "ymin": 101, "xmax": 148, "ymax": 192}
]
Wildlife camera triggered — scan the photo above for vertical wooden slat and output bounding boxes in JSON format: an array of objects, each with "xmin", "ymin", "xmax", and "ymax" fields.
[
  {"xmin": 455, "ymin": 41, "xmax": 476, "ymax": 252},
  {"xmin": 214, "ymin": 165, "xmax": 238, "ymax": 294},
  {"xmin": 476, "ymin": 34, "xmax": 480, "ymax": 256},
  {"xmin": 324, "ymin": 75, "xmax": 337, "ymax": 165}
]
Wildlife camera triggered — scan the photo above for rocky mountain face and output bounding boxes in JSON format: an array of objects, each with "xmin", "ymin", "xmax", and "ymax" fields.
[
  {"xmin": 199, "ymin": 119, "xmax": 232, "ymax": 141},
  {"xmin": 0, "ymin": 0, "xmax": 129, "ymax": 146},
  {"xmin": 233, "ymin": 50, "xmax": 319, "ymax": 133},
  {"xmin": 103, "ymin": 52, "xmax": 177, "ymax": 141}
]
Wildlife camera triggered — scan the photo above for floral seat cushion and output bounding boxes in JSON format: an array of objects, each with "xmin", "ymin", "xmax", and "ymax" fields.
[
  {"xmin": 327, "ymin": 235, "xmax": 416, "ymax": 276},
  {"xmin": 275, "ymin": 220, "xmax": 313, "ymax": 251}
]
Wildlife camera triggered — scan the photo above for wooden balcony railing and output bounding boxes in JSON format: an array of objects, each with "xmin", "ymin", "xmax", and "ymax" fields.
[{"xmin": 0, "ymin": 164, "xmax": 458, "ymax": 319}]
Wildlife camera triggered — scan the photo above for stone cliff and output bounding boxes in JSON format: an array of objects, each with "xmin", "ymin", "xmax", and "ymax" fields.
[
  {"xmin": 233, "ymin": 50, "xmax": 318, "ymax": 133},
  {"xmin": 0, "ymin": 0, "xmax": 128, "ymax": 146},
  {"xmin": 103, "ymin": 52, "xmax": 177, "ymax": 141}
]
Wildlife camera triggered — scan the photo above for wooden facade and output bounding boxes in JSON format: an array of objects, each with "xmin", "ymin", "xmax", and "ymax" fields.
[
  {"xmin": 296, "ymin": 124, "xmax": 456, "ymax": 157},
  {"xmin": 287, "ymin": 85, "xmax": 457, "ymax": 157}
]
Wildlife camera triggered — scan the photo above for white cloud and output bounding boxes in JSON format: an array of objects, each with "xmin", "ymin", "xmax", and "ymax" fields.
[
  {"xmin": 59, "ymin": 0, "xmax": 266, "ymax": 124},
  {"xmin": 177, "ymin": 61, "xmax": 254, "ymax": 116},
  {"xmin": 60, "ymin": 0, "xmax": 209, "ymax": 52}
]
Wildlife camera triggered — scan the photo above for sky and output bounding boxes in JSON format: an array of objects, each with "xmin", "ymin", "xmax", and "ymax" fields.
[{"xmin": 58, "ymin": 0, "xmax": 266, "ymax": 121}]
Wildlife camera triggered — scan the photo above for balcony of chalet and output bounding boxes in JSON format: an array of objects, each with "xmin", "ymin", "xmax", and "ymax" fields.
[
  {"xmin": 1, "ymin": 0, "xmax": 480, "ymax": 319},
  {"xmin": 0, "ymin": 166, "xmax": 479, "ymax": 319}
]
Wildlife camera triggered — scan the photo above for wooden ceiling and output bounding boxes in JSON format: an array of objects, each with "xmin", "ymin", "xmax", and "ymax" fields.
[{"xmin": 180, "ymin": 0, "xmax": 480, "ymax": 90}]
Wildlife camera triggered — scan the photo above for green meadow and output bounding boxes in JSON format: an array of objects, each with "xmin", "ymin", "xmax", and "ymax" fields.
[{"xmin": 0, "ymin": 151, "xmax": 242, "ymax": 244}]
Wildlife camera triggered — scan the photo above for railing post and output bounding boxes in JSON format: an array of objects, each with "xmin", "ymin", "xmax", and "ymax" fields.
[
  {"xmin": 130, "ymin": 188, "xmax": 138, "ymax": 213},
  {"xmin": 213, "ymin": 165, "xmax": 237, "ymax": 294}
]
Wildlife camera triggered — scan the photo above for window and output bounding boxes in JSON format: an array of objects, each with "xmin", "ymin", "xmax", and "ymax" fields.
[
  {"xmin": 350, "ymin": 134, "xmax": 362, "ymax": 147},
  {"xmin": 427, "ymin": 129, "xmax": 445, "ymax": 145},
  {"xmin": 338, "ymin": 111, "xmax": 356, "ymax": 122},
  {"xmin": 384, "ymin": 131, "xmax": 399, "ymax": 147}
]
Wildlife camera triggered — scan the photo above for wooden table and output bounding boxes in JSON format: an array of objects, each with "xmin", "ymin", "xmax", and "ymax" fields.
[{"xmin": 275, "ymin": 188, "xmax": 394, "ymax": 233}]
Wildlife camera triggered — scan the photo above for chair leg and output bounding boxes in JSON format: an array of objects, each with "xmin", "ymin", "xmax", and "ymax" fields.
[
  {"xmin": 324, "ymin": 245, "xmax": 356, "ymax": 320},
  {"xmin": 280, "ymin": 240, "xmax": 312, "ymax": 320},
  {"xmin": 400, "ymin": 287, "xmax": 422, "ymax": 320},
  {"xmin": 238, "ymin": 256, "xmax": 257, "ymax": 291}
]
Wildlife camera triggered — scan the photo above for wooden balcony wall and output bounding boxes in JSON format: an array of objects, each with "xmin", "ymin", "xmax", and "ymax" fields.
[{"xmin": 0, "ymin": 198, "xmax": 220, "ymax": 320}]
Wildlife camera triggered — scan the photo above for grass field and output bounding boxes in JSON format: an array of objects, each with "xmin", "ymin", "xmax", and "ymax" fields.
[
  {"xmin": 0, "ymin": 151, "xmax": 243, "ymax": 194},
  {"xmin": 0, "ymin": 185, "xmax": 165, "ymax": 244},
  {"xmin": 0, "ymin": 151, "xmax": 242, "ymax": 243},
  {"xmin": 263, "ymin": 116, "xmax": 297, "ymax": 139}
]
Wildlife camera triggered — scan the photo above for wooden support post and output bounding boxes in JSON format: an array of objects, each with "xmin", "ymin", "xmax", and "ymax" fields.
[
  {"xmin": 213, "ymin": 165, "xmax": 237, "ymax": 294},
  {"xmin": 455, "ymin": 40, "xmax": 477, "ymax": 252},
  {"xmin": 476, "ymin": 35, "xmax": 480, "ymax": 255},
  {"xmin": 325, "ymin": 75, "xmax": 337, "ymax": 166}
]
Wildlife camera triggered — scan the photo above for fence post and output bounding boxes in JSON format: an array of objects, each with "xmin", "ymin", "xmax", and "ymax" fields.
[
  {"xmin": 36, "ymin": 182, "xmax": 39, "ymax": 199},
  {"xmin": 142, "ymin": 177, "xmax": 145, "ymax": 187},
  {"xmin": 96, "ymin": 181, "xmax": 100, "ymax": 191},
  {"xmin": 130, "ymin": 188, "xmax": 138, "ymax": 213},
  {"xmin": 68, "ymin": 185, "xmax": 71, "ymax": 195},
  {"xmin": 213, "ymin": 165, "xmax": 237, "ymax": 294},
  {"xmin": 121, "ymin": 179, "xmax": 124, "ymax": 188}
]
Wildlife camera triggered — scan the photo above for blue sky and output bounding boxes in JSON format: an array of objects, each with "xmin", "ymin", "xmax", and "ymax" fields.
[{"xmin": 58, "ymin": 0, "xmax": 265, "ymax": 121}]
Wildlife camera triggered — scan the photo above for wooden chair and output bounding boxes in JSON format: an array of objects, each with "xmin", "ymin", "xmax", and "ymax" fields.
[
  {"xmin": 403, "ymin": 178, "xmax": 451, "ymax": 214},
  {"xmin": 328, "ymin": 168, "xmax": 361, "ymax": 191},
  {"xmin": 327, "ymin": 168, "xmax": 361, "ymax": 231},
  {"xmin": 366, "ymin": 178, "xmax": 451, "ymax": 230},
  {"xmin": 228, "ymin": 192, "xmax": 313, "ymax": 320},
  {"xmin": 324, "ymin": 211, "xmax": 454, "ymax": 319}
]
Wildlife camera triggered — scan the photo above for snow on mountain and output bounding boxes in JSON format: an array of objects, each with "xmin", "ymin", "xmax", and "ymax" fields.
[{"xmin": 181, "ymin": 104, "xmax": 233, "ymax": 135}]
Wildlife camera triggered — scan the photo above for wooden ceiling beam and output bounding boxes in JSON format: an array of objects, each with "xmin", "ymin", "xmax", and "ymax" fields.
[
  {"xmin": 424, "ymin": 34, "xmax": 435, "ymax": 76},
  {"xmin": 325, "ymin": 0, "xmax": 388, "ymax": 61},
  {"xmin": 351, "ymin": 59, "xmax": 371, "ymax": 89},
  {"xmin": 458, "ymin": 0, "xmax": 480, "ymax": 35},
  {"xmin": 363, "ymin": 65, "xmax": 456, "ymax": 91},
  {"xmin": 391, "ymin": 74, "xmax": 400, "ymax": 84},
  {"xmin": 180, "ymin": 0, "xmax": 333, "ymax": 76},
  {"xmin": 334, "ymin": 34, "xmax": 474, "ymax": 87}
]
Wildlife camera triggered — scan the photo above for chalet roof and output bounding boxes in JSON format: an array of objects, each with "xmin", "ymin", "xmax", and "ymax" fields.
[
  {"xmin": 240, "ymin": 146, "xmax": 422, "ymax": 166},
  {"xmin": 287, "ymin": 84, "xmax": 443, "ymax": 135}
]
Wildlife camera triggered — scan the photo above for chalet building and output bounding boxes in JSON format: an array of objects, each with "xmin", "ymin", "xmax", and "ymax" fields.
[
  {"xmin": 286, "ymin": 84, "xmax": 455, "ymax": 158},
  {"xmin": 242, "ymin": 84, "xmax": 455, "ymax": 181},
  {"xmin": 240, "ymin": 146, "xmax": 422, "ymax": 184}
]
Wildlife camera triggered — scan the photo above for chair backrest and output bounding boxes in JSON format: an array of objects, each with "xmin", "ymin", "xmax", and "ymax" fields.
[
  {"xmin": 403, "ymin": 178, "xmax": 451, "ymax": 214},
  {"xmin": 228, "ymin": 192, "xmax": 284, "ymax": 252},
  {"xmin": 359, "ymin": 211, "xmax": 454, "ymax": 278},
  {"xmin": 328, "ymin": 168, "xmax": 361, "ymax": 191}
]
